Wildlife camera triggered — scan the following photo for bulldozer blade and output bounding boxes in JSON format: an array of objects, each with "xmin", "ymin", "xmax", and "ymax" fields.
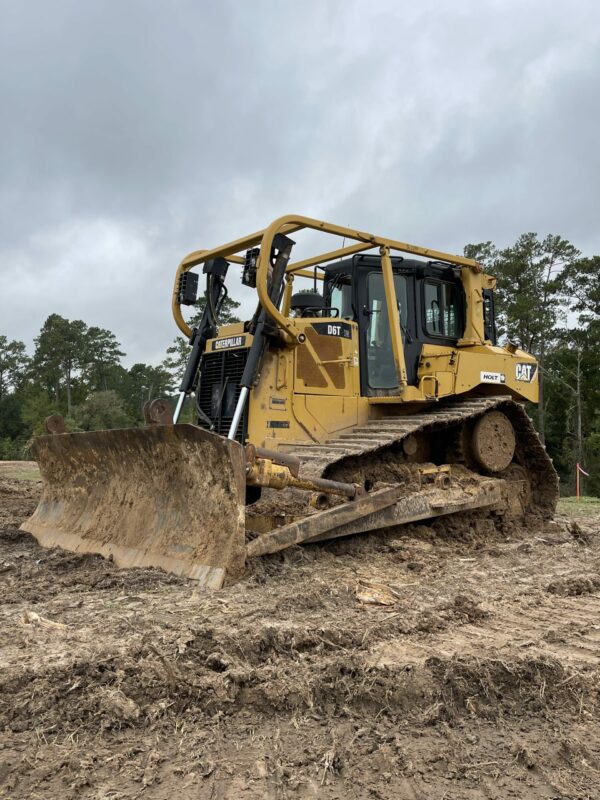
[{"xmin": 20, "ymin": 424, "xmax": 247, "ymax": 589}]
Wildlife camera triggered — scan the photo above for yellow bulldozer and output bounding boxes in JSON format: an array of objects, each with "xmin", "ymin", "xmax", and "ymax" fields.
[{"xmin": 22, "ymin": 215, "xmax": 558, "ymax": 588}]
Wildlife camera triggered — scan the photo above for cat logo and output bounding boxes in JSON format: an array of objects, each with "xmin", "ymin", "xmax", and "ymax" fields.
[{"xmin": 515, "ymin": 363, "xmax": 537, "ymax": 382}]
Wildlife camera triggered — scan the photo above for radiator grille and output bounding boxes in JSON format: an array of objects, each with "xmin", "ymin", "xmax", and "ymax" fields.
[{"xmin": 196, "ymin": 348, "xmax": 249, "ymax": 442}]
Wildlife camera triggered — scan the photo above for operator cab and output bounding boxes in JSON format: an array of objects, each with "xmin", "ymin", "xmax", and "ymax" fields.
[{"xmin": 323, "ymin": 254, "xmax": 493, "ymax": 396}]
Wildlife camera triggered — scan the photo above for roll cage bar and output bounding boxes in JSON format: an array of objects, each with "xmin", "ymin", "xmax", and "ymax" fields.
[{"xmin": 172, "ymin": 214, "xmax": 481, "ymax": 343}]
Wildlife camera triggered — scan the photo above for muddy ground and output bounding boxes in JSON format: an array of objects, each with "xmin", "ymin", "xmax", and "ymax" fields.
[{"xmin": 2, "ymin": 470, "xmax": 600, "ymax": 799}]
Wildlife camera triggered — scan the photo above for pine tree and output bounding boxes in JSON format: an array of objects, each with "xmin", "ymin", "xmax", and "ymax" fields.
[
  {"xmin": 465, "ymin": 234, "xmax": 579, "ymax": 443},
  {"xmin": 0, "ymin": 336, "xmax": 29, "ymax": 399},
  {"xmin": 83, "ymin": 327, "xmax": 125, "ymax": 390},
  {"xmin": 32, "ymin": 315, "xmax": 88, "ymax": 415}
]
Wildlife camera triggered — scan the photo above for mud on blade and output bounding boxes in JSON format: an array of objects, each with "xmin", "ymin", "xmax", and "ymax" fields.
[{"xmin": 20, "ymin": 425, "xmax": 247, "ymax": 589}]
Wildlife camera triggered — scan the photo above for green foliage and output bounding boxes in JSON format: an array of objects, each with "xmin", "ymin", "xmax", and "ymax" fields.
[
  {"xmin": 31, "ymin": 315, "xmax": 129, "ymax": 415},
  {"xmin": 83, "ymin": 327, "xmax": 125, "ymax": 391},
  {"xmin": 465, "ymin": 235, "xmax": 579, "ymax": 350},
  {"xmin": 0, "ymin": 280, "xmax": 242, "ymax": 456},
  {"xmin": 125, "ymin": 364, "xmax": 174, "ymax": 421},
  {"xmin": 0, "ymin": 335, "xmax": 29, "ymax": 398},
  {"xmin": 0, "ymin": 436, "xmax": 29, "ymax": 460},
  {"xmin": 497, "ymin": 234, "xmax": 578, "ymax": 356},
  {"xmin": 0, "ymin": 394, "xmax": 24, "ymax": 439},
  {"xmin": 162, "ymin": 337, "xmax": 192, "ymax": 382},
  {"xmin": 32, "ymin": 314, "xmax": 89, "ymax": 412},
  {"xmin": 465, "ymin": 233, "xmax": 580, "ymax": 444},
  {"xmin": 72, "ymin": 391, "xmax": 131, "ymax": 431},
  {"xmin": 0, "ymin": 315, "xmax": 178, "ymax": 454},
  {"xmin": 20, "ymin": 390, "xmax": 64, "ymax": 437},
  {"xmin": 566, "ymin": 255, "xmax": 600, "ymax": 326},
  {"xmin": 466, "ymin": 233, "xmax": 597, "ymax": 493}
]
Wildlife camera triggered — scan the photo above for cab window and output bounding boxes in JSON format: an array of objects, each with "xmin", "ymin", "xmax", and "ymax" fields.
[
  {"xmin": 424, "ymin": 280, "xmax": 460, "ymax": 338},
  {"xmin": 483, "ymin": 288, "xmax": 497, "ymax": 344},
  {"xmin": 330, "ymin": 279, "xmax": 354, "ymax": 319}
]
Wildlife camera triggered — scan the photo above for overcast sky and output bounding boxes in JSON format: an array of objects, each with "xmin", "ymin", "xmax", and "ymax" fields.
[{"xmin": 1, "ymin": 0, "xmax": 599, "ymax": 367}]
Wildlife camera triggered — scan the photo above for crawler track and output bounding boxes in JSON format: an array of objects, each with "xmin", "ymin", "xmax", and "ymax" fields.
[{"xmin": 291, "ymin": 396, "xmax": 558, "ymax": 517}]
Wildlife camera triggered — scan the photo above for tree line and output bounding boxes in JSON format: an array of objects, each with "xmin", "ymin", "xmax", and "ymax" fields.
[
  {"xmin": 1, "ymin": 234, "xmax": 598, "ymax": 495},
  {"xmin": 464, "ymin": 235, "xmax": 599, "ymax": 495},
  {"xmin": 0, "ymin": 315, "xmax": 178, "ymax": 457},
  {"xmin": 0, "ymin": 296, "xmax": 242, "ymax": 460}
]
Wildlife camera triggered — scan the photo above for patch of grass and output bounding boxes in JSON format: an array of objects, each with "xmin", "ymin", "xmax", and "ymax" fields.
[
  {"xmin": 0, "ymin": 461, "xmax": 40, "ymax": 481},
  {"xmin": 558, "ymin": 496, "xmax": 600, "ymax": 518}
]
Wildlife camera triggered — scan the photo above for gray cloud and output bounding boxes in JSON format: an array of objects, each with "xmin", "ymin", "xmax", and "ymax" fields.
[{"xmin": 1, "ymin": 0, "xmax": 599, "ymax": 366}]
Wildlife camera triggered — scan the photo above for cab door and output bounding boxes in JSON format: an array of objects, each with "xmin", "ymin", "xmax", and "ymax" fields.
[{"xmin": 356, "ymin": 266, "xmax": 419, "ymax": 395}]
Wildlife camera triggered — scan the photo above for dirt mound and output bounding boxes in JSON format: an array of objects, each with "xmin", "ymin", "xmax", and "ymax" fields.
[{"xmin": 2, "ymin": 481, "xmax": 600, "ymax": 798}]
